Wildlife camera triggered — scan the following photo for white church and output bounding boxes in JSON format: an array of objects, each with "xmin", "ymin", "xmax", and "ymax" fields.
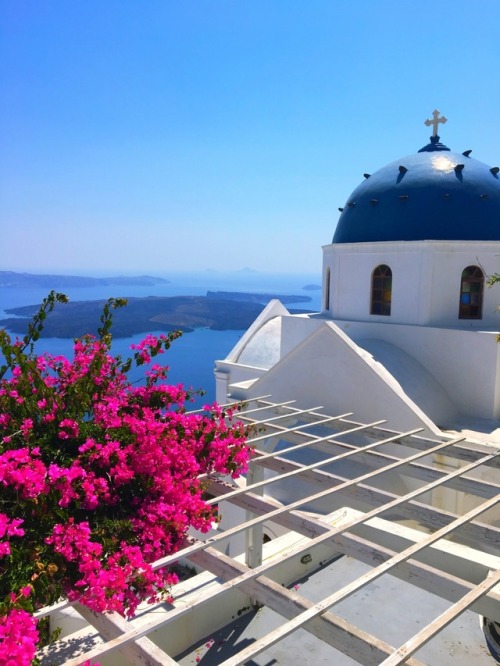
[
  {"xmin": 41, "ymin": 114, "xmax": 500, "ymax": 666},
  {"xmin": 216, "ymin": 110, "xmax": 500, "ymax": 442}
]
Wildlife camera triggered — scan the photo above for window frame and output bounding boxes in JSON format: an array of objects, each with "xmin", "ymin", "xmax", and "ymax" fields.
[
  {"xmin": 324, "ymin": 267, "xmax": 331, "ymax": 311},
  {"xmin": 458, "ymin": 265, "xmax": 484, "ymax": 320},
  {"xmin": 370, "ymin": 264, "xmax": 392, "ymax": 316}
]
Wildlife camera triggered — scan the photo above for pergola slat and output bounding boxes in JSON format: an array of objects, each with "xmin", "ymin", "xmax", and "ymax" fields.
[
  {"xmin": 215, "ymin": 493, "xmax": 499, "ymax": 666},
  {"xmin": 381, "ymin": 569, "xmax": 500, "ymax": 666},
  {"xmin": 42, "ymin": 400, "xmax": 500, "ymax": 666},
  {"xmin": 189, "ymin": 546, "xmax": 427, "ymax": 666}
]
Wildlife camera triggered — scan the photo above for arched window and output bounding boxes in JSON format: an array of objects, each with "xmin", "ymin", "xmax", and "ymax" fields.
[
  {"xmin": 371, "ymin": 265, "xmax": 392, "ymax": 316},
  {"xmin": 324, "ymin": 267, "xmax": 331, "ymax": 311},
  {"xmin": 459, "ymin": 266, "xmax": 484, "ymax": 319}
]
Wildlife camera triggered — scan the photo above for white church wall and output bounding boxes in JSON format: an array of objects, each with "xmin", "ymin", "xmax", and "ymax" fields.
[
  {"xmin": 427, "ymin": 242, "xmax": 500, "ymax": 327},
  {"xmin": 355, "ymin": 338, "xmax": 458, "ymax": 425},
  {"xmin": 323, "ymin": 240, "xmax": 500, "ymax": 329},
  {"xmin": 223, "ymin": 299, "xmax": 289, "ymax": 363},
  {"xmin": 280, "ymin": 314, "xmax": 324, "ymax": 358},
  {"xmin": 215, "ymin": 361, "xmax": 267, "ymax": 403},
  {"xmin": 342, "ymin": 320, "xmax": 500, "ymax": 420},
  {"xmin": 217, "ymin": 309, "xmax": 500, "ymax": 425},
  {"xmin": 215, "ymin": 368, "xmax": 230, "ymax": 404},
  {"xmin": 235, "ymin": 316, "xmax": 283, "ymax": 368},
  {"xmin": 322, "ymin": 241, "xmax": 429, "ymax": 325},
  {"xmin": 249, "ymin": 322, "xmax": 442, "ymax": 437},
  {"xmin": 427, "ymin": 248, "xmax": 471, "ymax": 325},
  {"xmin": 495, "ymin": 351, "xmax": 500, "ymax": 420},
  {"xmin": 214, "ymin": 299, "xmax": 290, "ymax": 404}
]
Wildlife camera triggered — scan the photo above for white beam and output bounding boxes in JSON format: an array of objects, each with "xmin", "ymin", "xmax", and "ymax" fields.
[{"xmin": 189, "ymin": 546, "xmax": 426, "ymax": 666}]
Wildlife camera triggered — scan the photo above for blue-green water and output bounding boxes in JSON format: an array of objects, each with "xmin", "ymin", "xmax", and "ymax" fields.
[{"xmin": 0, "ymin": 271, "xmax": 321, "ymax": 405}]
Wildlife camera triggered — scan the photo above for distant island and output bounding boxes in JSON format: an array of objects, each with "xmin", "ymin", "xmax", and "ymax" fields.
[
  {"xmin": 206, "ymin": 291, "xmax": 311, "ymax": 304},
  {"xmin": 0, "ymin": 271, "xmax": 170, "ymax": 288},
  {"xmin": 1, "ymin": 291, "xmax": 313, "ymax": 339},
  {"xmin": 302, "ymin": 284, "xmax": 321, "ymax": 291}
]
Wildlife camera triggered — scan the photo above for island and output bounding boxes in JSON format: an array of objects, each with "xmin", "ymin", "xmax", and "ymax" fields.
[
  {"xmin": 0, "ymin": 292, "xmax": 313, "ymax": 339},
  {"xmin": 0, "ymin": 271, "xmax": 170, "ymax": 288},
  {"xmin": 206, "ymin": 291, "xmax": 311, "ymax": 304}
]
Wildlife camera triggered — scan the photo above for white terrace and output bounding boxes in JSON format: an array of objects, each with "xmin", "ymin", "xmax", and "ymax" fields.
[{"xmin": 38, "ymin": 398, "xmax": 500, "ymax": 665}]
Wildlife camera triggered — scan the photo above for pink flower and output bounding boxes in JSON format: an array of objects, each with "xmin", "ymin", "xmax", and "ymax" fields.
[
  {"xmin": 0, "ymin": 449, "xmax": 48, "ymax": 499},
  {"xmin": 58, "ymin": 419, "xmax": 79, "ymax": 440},
  {"xmin": 20, "ymin": 418, "xmax": 33, "ymax": 438},
  {"xmin": 0, "ymin": 609, "xmax": 38, "ymax": 666},
  {"xmin": 0, "ymin": 312, "xmax": 251, "ymax": 633}
]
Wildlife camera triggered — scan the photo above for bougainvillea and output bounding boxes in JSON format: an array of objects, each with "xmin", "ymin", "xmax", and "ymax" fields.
[{"xmin": 0, "ymin": 292, "xmax": 252, "ymax": 664}]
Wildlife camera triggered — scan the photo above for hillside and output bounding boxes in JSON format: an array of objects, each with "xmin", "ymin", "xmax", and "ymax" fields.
[
  {"xmin": 0, "ymin": 271, "xmax": 170, "ymax": 288},
  {"xmin": 1, "ymin": 292, "xmax": 312, "ymax": 338}
]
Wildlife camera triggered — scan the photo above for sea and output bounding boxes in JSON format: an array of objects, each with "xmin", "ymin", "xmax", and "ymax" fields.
[{"xmin": 0, "ymin": 271, "xmax": 322, "ymax": 407}]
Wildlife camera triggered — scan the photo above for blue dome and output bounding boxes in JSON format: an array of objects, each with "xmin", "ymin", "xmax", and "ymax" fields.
[{"xmin": 333, "ymin": 138, "xmax": 500, "ymax": 244}]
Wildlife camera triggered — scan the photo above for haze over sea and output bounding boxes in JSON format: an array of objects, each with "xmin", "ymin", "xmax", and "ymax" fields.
[{"xmin": 0, "ymin": 270, "xmax": 321, "ymax": 406}]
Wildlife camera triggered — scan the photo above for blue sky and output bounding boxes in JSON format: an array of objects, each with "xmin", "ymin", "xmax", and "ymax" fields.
[{"xmin": 2, "ymin": 1, "xmax": 500, "ymax": 276}]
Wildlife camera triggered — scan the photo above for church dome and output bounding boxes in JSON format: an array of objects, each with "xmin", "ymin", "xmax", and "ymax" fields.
[{"xmin": 333, "ymin": 124, "xmax": 500, "ymax": 244}]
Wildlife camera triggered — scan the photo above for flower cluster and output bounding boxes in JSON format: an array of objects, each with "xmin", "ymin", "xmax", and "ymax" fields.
[
  {"xmin": 0, "ymin": 607, "xmax": 39, "ymax": 666},
  {"xmin": 0, "ymin": 293, "xmax": 252, "ymax": 664}
]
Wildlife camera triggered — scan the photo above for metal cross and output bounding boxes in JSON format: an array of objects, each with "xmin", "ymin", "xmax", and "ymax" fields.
[{"xmin": 424, "ymin": 109, "xmax": 447, "ymax": 136}]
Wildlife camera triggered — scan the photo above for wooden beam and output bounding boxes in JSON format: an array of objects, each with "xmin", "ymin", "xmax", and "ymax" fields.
[
  {"xmin": 188, "ymin": 546, "xmax": 426, "ymax": 666},
  {"xmin": 243, "ymin": 404, "xmax": 325, "ymax": 428},
  {"xmin": 153, "ymin": 440, "xmax": 497, "ymax": 582},
  {"xmin": 381, "ymin": 568, "xmax": 500, "ymax": 666},
  {"xmin": 246, "ymin": 416, "xmax": 387, "ymax": 445},
  {"xmin": 42, "ymin": 402, "xmax": 500, "ymax": 665},
  {"xmin": 50, "ymin": 483, "xmax": 500, "ymax": 666},
  {"xmin": 259, "ymin": 439, "xmax": 499, "ymax": 499},
  {"xmin": 247, "ymin": 455, "xmax": 500, "ymax": 550},
  {"xmin": 303, "ymin": 415, "xmax": 488, "ymax": 465},
  {"xmin": 216, "ymin": 493, "xmax": 499, "ymax": 666},
  {"xmin": 208, "ymin": 430, "xmax": 464, "ymax": 507},
  {"xmin": 389, "ymin": 434, "xmax": 500, "ymax": 468},
  {"xmin": 210, "ymin": 484, "xmax": 500, "ymax": 621},
  {"xmin": 74, "ymin": 604, "xmax": 178, "ymax": 666}
]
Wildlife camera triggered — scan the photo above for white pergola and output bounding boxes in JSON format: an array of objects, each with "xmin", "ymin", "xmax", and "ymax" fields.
[{"xmin": 38, "ymin": 397, "xmax": 500, "ymax": 666}]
